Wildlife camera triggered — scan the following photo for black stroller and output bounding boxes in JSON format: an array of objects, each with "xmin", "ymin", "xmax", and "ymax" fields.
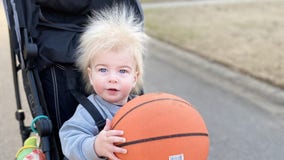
[{"xmin": 3, "ymin": 0, "xmax": 143, "ymax": 159}]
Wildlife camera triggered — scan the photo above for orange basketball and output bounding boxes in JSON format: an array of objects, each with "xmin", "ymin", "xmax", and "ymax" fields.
[{"xmin": 111, "ymin": 92, "xmax": 209, "ymax": 160}]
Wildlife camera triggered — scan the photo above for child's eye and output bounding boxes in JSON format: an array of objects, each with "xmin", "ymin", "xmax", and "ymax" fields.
[
  {"xmin": 119, "ymin": 69, "xmax": 128, "ymax": 74},
  {"xmin": 98, "ymin": 68, "xmax": 107, "ymax": 73}
]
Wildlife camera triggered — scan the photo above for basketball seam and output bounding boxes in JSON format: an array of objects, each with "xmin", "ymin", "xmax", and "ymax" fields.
[
  {"xmin": 112, "ymin": 98, "xmax": 190, "ymax": 129},
  {"xmin": 117, "ymin": 132, "xmax": 209, "ymax": 147}
]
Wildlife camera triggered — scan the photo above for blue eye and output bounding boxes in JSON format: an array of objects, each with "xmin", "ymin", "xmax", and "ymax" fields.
[
  {"xmin": 98, "ymin": 68, "xmax": 107, "ymax": 73},
  {"xmin": 119, "ymin": 69, "xmax": 127, "ymax": 74}
]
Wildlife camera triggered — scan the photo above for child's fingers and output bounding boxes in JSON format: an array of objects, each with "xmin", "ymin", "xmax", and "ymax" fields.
[
  {"xmin": 103, "ymin": 119, "xmax": 112, "ymax": 131},
  {"xmin": 113, "ymin": 146, "xmax": 127, "ymax": 154},
  {"xmin": 106, "ymin": 130, "xmax": 124, "ymax": 137},
  {"xmin": 107, "ymin": 146, "xmax": 127, "ymax": 160},
  {"xmin": 107, "ymin": 153, "xmax": 121, "ymax": 160},
  {"xmin": 108, "ymin": 136, "xmax": 126, "ymax": 143},
  {"xmin": 106, "ymin": 146, "xmax": 127, "ymax": 160}
]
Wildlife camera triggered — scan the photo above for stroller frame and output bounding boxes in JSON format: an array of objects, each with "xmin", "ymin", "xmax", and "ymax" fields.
[
  {"xmin": 4, "ymin": 0, "xmax": 59, "ymax": 159},
  {"xmin": 3, "ymin": 0, "xmax": 144, "ymax": 159}
]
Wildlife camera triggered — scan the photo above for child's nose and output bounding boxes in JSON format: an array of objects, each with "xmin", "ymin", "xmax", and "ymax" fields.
[{"xmin": 108, "ymin": 72, "xmax": 118, "ymax": 83}]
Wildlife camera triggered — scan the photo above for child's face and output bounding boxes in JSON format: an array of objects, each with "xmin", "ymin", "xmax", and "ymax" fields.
[{"xmin": 88, "ymin": 48, "xmax": 138, "ymax": 105}]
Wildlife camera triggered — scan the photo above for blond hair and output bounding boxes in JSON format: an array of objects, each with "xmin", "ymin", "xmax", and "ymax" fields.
[{"xmin": 76, "ymin": 3, "xmax": 148, "ymax": 94}]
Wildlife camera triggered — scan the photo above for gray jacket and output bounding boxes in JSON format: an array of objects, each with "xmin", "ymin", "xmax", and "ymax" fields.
[{"xmin": 59, "ymin": 94, "xmax": 121, "ymax": 160}]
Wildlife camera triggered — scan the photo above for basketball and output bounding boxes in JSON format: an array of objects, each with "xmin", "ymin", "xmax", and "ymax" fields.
[{"xmin": 111, "ymin": 92, "xmax": 209, "ymax": 160}]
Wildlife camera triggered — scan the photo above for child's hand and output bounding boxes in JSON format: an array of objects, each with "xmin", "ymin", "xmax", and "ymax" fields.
[{"xmin": 94, "ymin": 119, "xmax": 127, "ymax": 160}]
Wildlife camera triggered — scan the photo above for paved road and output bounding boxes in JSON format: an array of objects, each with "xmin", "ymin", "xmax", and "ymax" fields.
[
  {"xmin": 0, "ymin": 2, "xmax": 34, "ymax": 158},
  {"xmin": 144, "ymin": 39, "xmax": 284, "ymax": 160},
  {"xmin": 0, "ymin": 2, "xmax": 23, "ymax": 159},
  {"xmin": 1, "ymin": 1, "xmax": 284, "ymax": 160}
]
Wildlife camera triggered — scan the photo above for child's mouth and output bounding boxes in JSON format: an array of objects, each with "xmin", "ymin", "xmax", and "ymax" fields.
[
  {"xmin": 108, "ymin": 88, "xmax": 118, "ymax": 94},
  {"xmin": 108, "ymin": 88, "xmax": 118, "ymax": 91},
  {"xmin": 107, "ymin": 88, "xmax": 119, "ymax": 94}
]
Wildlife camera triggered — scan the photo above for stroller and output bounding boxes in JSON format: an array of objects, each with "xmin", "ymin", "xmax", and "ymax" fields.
[{"xmin": 3, "ymin": 0, "xmax": 144, "ymax": 159}]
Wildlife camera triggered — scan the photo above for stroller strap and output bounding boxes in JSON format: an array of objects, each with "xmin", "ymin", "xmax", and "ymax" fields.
[
  {"xmin": 65, "ymin": 67, "xmax": 106, "ymax": 131},
  {"xmin": 70, "ymin": 90, "xmax": 106, "ymax": 132}
]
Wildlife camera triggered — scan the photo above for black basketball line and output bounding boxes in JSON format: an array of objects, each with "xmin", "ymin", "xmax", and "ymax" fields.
[
  {"xmin": 117, "ymin": 132, "xmax": 209, "ymax": 147},
  {"xmin": 112, "ymin": 98, "xmax": 190, "ymax": 129}
]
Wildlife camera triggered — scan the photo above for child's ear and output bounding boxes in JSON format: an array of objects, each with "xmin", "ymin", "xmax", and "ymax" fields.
[{"xmin": 87, "ymin": 67, "xmax": 93, "ymax": 86}]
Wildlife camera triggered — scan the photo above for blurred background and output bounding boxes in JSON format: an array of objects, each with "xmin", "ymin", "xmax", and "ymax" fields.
[
  {"xmin": 142, "ymin": 0, "xmax": 284, "ymax": 89},
  {"xmin": 1, "ymin": 0, "xmax": 284, "ymax": 159}
]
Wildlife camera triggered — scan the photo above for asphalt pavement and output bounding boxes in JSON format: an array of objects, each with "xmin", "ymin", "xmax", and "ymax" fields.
[
  {"xmin": 1, "ymin": 0, "xmax": 284, "ymax": 159},
  {"xmin": 144, "ymin": 38, "xmax": 284, "ymax": 159},
  {"xmin": 0, "ymin": 2, "xmax": 23, "ymax": 159}
]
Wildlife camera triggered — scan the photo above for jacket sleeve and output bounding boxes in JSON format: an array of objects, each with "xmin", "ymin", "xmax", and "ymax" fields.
[{"xmin": 59, "ymin": 105, "xmax": 105, "ymax": 160}]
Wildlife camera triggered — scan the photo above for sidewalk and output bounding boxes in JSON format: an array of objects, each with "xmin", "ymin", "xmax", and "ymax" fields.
[
  {"xmin": 150, "ymin": 38, "xmax": 284, "ymax": 116},
  {"xmin": 0, "ymin": 2, "xmax": 23, "ymax": 159}
]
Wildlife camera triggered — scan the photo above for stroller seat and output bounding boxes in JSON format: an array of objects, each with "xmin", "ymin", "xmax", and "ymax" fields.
[{"xmin": 3, "ymin": 0, "xmax": 144, "ymax": 159}]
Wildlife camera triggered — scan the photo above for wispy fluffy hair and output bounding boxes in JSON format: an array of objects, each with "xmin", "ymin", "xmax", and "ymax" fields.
[{"xmin": 76, "ymin": 3, "xmax": 148, "ymax": 94}]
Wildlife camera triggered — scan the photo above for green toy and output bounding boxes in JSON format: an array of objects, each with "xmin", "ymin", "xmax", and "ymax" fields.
[{"xmin": 15, "ymin": 136, "xmax": 45, "ymax": 160}]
